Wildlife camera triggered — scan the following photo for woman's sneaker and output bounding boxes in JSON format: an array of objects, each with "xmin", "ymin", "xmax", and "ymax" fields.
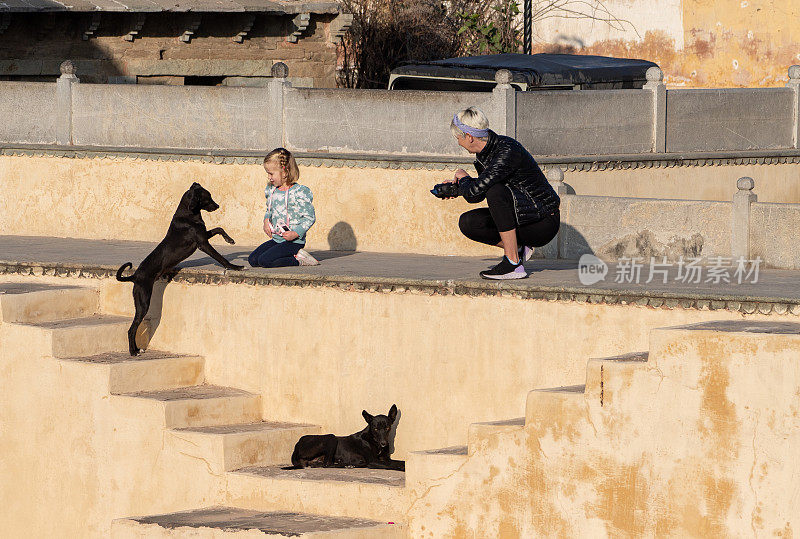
[
  {"xmin": 479, "ymin": 257, "xmax": 527, "ymax": 280},
  {"xmin": 295, "ymin": 249, "xmax": 319, "ymax": 266}
]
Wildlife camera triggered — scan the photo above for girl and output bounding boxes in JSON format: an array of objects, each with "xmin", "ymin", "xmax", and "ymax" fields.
[{"xmin": 248, "ymin": 148, "xmax": 318, "ymax": 267}]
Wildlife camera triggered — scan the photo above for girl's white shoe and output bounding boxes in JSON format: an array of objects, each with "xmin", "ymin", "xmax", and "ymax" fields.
[{"xmin": 295, "ymin": 249, "xmax": 320, "ymax": 266}]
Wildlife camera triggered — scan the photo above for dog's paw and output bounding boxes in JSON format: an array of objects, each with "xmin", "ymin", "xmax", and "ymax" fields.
[
  {"xmin": 129, "ymin": 348, "xmax": 143, "ymax": 357},
  {"xmin": 225, "ymin": 236, "xmax": 235, "ymax": 245},
  {"xmin": 228, "ymin": 264, "xmax": 245, "ymax": 271}
]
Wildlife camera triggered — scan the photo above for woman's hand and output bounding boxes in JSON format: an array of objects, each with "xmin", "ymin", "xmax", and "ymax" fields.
[
  {"xmin": 263, "ymin": 219, "xmax": 272, "ymax": 235},
  {"xmin": 281, "ymin": 230, "xmax": 300, "ymax": 241}
]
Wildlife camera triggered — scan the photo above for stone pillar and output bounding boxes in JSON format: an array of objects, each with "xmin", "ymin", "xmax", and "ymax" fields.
[
  {"xmin": 267, "ymin": 62, "xmax": 291, "ymax": 150},
  {"xmin": 55, "ymin": 60, "xmax": 79, "ymax": 146},
  {"xmin": 492, "ymin": 69, "xmax": 516, "ymax": 137},
  {"xmin": 731, "ymin": 177, "xmax": 757, "ymax": 260},
  {"xmin": 545, "ymin": 166, "xmax": 568, "ymax": 196},
  {"xmin": 643, "ymin": 66, "xmax": 666, "ymax": 153},
  {"xmin": 787, "ymin": 65, "xmax": 800, "ymax": 149}
]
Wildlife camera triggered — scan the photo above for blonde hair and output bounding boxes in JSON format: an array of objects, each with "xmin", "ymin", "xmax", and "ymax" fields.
[
  {"xmin": 263, "ymin": 148, "xmax": 300, "ymax": 185},
  {"xmin": 450, "ymin": 107, "xmax": 490, "ymax": 141}
]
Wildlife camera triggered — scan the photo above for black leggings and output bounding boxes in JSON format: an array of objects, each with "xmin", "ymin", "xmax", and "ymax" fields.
[{"xmin": 459, "ymin": 184, "xmax": 560, "ymax": 248}]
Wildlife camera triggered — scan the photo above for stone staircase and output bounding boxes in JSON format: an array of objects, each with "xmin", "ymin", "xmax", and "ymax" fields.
[
  {"xmin": 0, "ymin": 283, "xmax": 404, "ymax": 538},
  {"xmin": 406, "ymin": 319, "xmax": 800, "ymax": 536},
  {"xmin": 8, "ymin": 280, "xmax": 798, "ymax": 535}
]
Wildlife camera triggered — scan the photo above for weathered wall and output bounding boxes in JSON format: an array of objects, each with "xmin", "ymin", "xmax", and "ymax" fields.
[
  {"xmin": 0, "ymin": 297, "xmax": 228, "ymax": 537},
  {"xmin": 3, "ymin": 272, "xmax": 800, "ymax": 536},
  {"xmin": 666, "ymin": 88, "xmax": 794, "ymax": 151},
  {"xmin": 1, "ymin": 273, "xmax": 791, "ymax": 462},
  {"xmin": 3, "ymin": 75, "xmax": 799, "ymax": 159},
  {"xmin": 0, "ymin": 82, "xmax": 59, "ymax": 145},
  {"xmin": 0, "ymin": 12, "xmax": 340, "ymax": 87},
  {"xmin": 561, "ymin": 196, "xmax": 730, "ymax": 260},
  {"xmin": 1, "ymin": 153, "xmax": 799, "ymax": 264},
  {"xmin": 531, "ymin": 0, "xmax": 800, "ymax": 88},
  {"xmin": 407, "ymin": 323, "xmax": 800, "ymax": 536},
  {"xmin": 516, "ymin": 90, "xmax": 653, "ymax": 155},
  {"xmin": 284, "ymin": 89, "xmax": 497, "ymax": 155},
  {"xmin": 71, "ymin": 84, "xmax": 273, "ymax": 150}
]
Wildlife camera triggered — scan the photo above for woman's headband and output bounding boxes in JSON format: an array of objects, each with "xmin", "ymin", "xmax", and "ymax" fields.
[{"xmin": 453, "ymin": 113, "xmax": 489, "ymax": 138}]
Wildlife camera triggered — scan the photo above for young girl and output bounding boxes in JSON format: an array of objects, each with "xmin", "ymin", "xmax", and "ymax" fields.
[{"xmin": 248, "ymin": 148, "xmax": 318, "ymax": 267}]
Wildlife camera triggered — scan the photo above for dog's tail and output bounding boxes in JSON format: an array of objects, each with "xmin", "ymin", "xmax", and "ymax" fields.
[
  {"xmin": 281, "ymin": 465, "xmax": 303, "ymax": 470},
  {"xmin": 116, "ymin": 263, "xmax": 135, "ymax": 282}
]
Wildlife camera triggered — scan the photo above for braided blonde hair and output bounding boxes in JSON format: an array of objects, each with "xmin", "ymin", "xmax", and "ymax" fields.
[{"xmin": 264, "ymin": 148, "xmax": 300, "ymax": 185}]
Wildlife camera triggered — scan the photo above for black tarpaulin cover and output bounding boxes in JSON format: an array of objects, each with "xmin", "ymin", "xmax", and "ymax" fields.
[{"xmin": 392, "ymin": 53, "xmax": 659, "ymax": 87}]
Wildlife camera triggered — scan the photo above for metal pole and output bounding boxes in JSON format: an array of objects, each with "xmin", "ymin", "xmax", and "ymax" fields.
[{"xmin": 523, "ymin": 0, "xmax": 532, "ymax": 54}]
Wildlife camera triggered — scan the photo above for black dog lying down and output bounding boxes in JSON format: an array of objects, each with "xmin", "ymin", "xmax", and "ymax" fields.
[
  {"xmin": 116, "ymin": 182, "xmax": 244, "ymax": 356},
  {"xmin": 286, "ymin": 405, "xmax": 405, "ymax": 471}
]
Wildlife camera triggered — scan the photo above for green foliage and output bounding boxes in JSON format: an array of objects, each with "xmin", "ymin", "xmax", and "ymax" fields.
[{"xmin": 458, "ymin": 0, "xmax": 522, "ymax": 55}]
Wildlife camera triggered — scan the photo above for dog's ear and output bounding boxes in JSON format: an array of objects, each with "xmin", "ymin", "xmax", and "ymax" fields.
[
  {"xmin": 388, "ymin": 404, "xmax": 397, "ymax": 423},
  {"xmin": 186, "ymin": 188, "xmax": 201, "ymax": 213},
  {"xmin": 362, "ymin": 410, "xmax": 373, "ymax": 423},
  {"xmin": 191, "ymin": 182, "xmax": 201, "ymax": 189}
]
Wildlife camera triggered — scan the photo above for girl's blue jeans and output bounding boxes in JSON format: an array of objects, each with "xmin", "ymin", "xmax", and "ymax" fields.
[{"xmin": 248, "ymin": 240, "xmax": 302, "ymax": 267}]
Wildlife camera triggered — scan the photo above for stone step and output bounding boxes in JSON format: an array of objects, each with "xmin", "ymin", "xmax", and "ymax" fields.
[
  {"xmin": 405, "ymin": 446, "xmax": 467, "ymax": 501},
  {"xmin": 111, "ymin": 506, "xmax": 403, "ymax": 538},
  {"xmin": 226, "ymin": 466, "xmax": 406, "ymax": 522},
  {"xmin": 648, "ymin": 320, "xmax": 800, "ymax": 385},
  {"xmin": 467, "ymin": 418, "xmax": 525, "ymax": 456},
  {"xmin": 584, "ymin": 351, "xmax": 649, "ymax": 408},
  {"xmin": 168, "ymin": 421, "xmax": 322, "ymax": 474},
  {"xmin": 0, "ymin": 283, "xmax": 98, "ymax": 323},
  {"xmin": 115, "ymin": 385, "xmax": 262, "ymax": 429},
  {"xmin": 14, "ymin": 315, "xmax": 130, "ymax": 357},
  {"xmin": 525, "ymin": 385, "xmax": 586, "ymax": 428},
  {"xmin": 58, "ymin": 350, "xmax": 205, "ymax": 394}
]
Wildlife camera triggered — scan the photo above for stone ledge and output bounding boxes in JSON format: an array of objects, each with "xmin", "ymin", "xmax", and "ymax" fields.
[
  {"xmin": 1, "ymin": 144, "xmax": 799, "ymax": 171},
  {"xmin": 2, "ymin": 260, "xmax": 798, "ymax": 316}
]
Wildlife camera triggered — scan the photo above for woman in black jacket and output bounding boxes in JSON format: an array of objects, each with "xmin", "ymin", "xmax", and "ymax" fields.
[{"xmin": 448, "ymin": 107, "xmax": 560, "ymax": 279}]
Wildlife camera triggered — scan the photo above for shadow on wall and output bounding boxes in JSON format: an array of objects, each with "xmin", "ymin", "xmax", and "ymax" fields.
[
  {"xmin": 327, "ymin": 221, "xmax": 357, "ymax": 251},
  {"xmin": 137, "ymin": 279, "xmax": 169, "ymax": 352}
]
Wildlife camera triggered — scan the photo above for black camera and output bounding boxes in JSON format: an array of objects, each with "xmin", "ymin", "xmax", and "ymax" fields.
[{"xmin": 430, "ymin": 181, "xmax": 460, "ymax": 199}]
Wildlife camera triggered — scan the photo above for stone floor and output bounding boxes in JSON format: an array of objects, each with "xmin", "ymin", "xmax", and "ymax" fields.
[
  {"xmin": 1, "ymin": 235, "xmax": 798, "ymax": 302},
  {"xmin": 128, "ymin": 506, "xmax": 390, "ymax": 534}
]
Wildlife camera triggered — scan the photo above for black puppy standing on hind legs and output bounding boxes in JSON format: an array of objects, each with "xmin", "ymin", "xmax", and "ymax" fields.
[
  {"xmin": 286, "ymin": 405, "xmax": 405, "ymax": 471},
  {"xmin": 116, "ymin": 183, "xmax": 244, "ymax": 356}
]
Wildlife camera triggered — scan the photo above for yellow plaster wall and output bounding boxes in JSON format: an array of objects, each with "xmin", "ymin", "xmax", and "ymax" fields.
[
  {"xmin": 0, "ymin": 155, "xmax": 797, "ymax": 260},
  {"xmin": 532, "ymin": 0, "xmax": 800, "ymax": 87}
]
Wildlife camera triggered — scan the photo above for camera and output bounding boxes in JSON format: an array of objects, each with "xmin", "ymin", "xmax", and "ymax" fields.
[
  {"xmin": 430, "ymin": 181, "xmax": 460, "ymax": 199},
  {"xmin": 274, "ymin": 223, "xmax": 290, "ymax": 235}
]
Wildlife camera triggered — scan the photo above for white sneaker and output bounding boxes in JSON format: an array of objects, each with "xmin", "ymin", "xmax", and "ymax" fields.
[{"xmin": 295, "ymin": 249, "xmax": 319, "ymax": 266}]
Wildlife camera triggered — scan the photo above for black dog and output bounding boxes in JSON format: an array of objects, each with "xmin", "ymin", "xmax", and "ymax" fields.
[
  {"xmin": 286, "ymin": 405, "xmax": 404, "ymax": 471},
  {"xmin": 116, "ymin": 182, "xmax": 244, "ymax": 356}
]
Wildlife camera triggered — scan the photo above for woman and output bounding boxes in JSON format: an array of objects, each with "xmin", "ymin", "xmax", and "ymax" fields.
[{"xmin": 447, "ymin": 107, "xmax": 560, "ymax": 280}]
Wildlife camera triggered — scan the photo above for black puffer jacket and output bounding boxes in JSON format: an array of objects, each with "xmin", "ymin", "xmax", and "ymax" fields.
[{"xmin": 458, "ymin": 130, "xmax": 560, "ymax": 225}]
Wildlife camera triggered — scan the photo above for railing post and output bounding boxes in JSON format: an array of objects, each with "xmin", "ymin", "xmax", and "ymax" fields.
[
  {"xmin": 493, "ymin": 69, "xmax": 516, "ymax": 138},
  {"xmin": 55, "ymin": 60, "xmax": 79, "ymax": 146},
  {"xmin": 643, "ymin": 66, "xmax": 666, "ymax": 153},
  {"xmin": 543, "ymin": 166, "xmax": 567, "ymax": 259},
  {"xmin": 731, "ymin": 177, "xmax": 756, "ymax": 260},
  {"xmin": 267, "ymin": 62, "xmax": 290, "ymax": 149},
  {"xmin": 787, "ymin": 65, "xmax": 800, "ymax": 149}
]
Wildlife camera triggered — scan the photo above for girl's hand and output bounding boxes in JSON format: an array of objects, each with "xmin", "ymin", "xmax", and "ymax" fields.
[
  {"xmin": 281, "ymin": 230, "xmax": 300, "ymax": 241},
  {"xmin": 263, "ymin": 219, "xmax": 272, "ymax": 235}
]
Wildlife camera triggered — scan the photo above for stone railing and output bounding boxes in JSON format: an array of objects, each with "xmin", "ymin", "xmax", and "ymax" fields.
[{"xmin": 1, "ymin": 61, "xmax": 799, "ymax": 160}]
